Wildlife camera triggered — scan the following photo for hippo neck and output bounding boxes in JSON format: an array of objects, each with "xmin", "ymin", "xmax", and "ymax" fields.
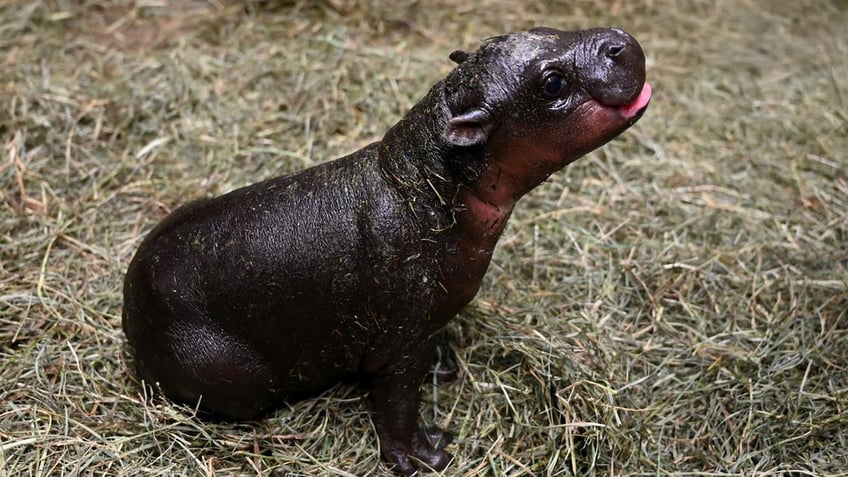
[
  {"xmin": 378, "ymin": 84, "xmax": 516, "ymax": 240},
  {"xmin": 377, "ymin": 84, "xmax": 517, "ymax": 316},
  {"xmin": 378, "ymin": 83, "xmax": 461, "ymax": 234}
]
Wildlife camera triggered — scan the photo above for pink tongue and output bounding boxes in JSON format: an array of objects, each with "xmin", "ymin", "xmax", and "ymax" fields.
[{"xmin": 620, "ymin": 82, "xmax": 652, "ymax": 119}]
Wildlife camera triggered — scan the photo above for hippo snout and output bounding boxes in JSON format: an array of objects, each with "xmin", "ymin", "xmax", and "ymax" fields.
[{"xmin": 580, "ymin": 28, "xmax": 647, "ymax": 107}]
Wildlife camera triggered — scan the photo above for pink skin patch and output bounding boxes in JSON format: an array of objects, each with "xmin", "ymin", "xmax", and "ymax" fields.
[
  {"xmin": 458, "ymin": 81, "xmax": 653, "ymax": 231},
  {"xmin": 620, "ymin": 82, "xmax": 652, "ymax": 119}
]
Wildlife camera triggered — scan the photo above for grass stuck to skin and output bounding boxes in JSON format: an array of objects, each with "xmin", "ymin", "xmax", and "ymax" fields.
[{"xmin": 1, "ymin": 0, "xmax": 847, "ymax": 475}]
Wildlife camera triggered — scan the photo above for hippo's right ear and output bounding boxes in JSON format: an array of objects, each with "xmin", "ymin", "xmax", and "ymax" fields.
[{"xmin": 445, "ymin": 109, "xmax": 492, "ymax": 147}]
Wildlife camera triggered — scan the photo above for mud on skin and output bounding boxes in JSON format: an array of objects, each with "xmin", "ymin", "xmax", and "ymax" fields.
[{"xmin": 122, "ymin": 27, "xmax": 651, "ymax": 475}]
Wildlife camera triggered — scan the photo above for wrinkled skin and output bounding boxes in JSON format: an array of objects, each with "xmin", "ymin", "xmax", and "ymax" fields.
[{"xmin": 123, "ymin": 27, "xmax": 651, "ymax": 475}]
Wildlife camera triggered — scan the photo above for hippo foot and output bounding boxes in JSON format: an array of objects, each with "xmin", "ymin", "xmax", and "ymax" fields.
[{"xmin": 382, "ymin": 430, "xmax": 454, "ymax": 475}]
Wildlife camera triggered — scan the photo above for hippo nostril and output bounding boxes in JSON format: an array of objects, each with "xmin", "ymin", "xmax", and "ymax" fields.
[{"xmin": 604, "ymin": 43, "xmax": 626, "ymax": 59}]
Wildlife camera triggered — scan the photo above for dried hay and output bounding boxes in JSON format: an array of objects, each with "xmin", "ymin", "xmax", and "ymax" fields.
[{"xmin": 2, "ymin": 0, "xmax": 846, "ymax": 475}]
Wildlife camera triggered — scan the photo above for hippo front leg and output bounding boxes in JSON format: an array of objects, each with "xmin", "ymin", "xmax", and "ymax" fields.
[{"xmin": 369, "ymin": 359, "xmax": 453, "ymax": 475}]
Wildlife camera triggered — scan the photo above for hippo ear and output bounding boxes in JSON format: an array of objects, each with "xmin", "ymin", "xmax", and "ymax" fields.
[
  {"xmin": 449, "ymin": 50, "xmax": 471, "ymax": 64},
  {"xmin": 445, "ymin": 108, "xmax": 492, "ymax": 147}
]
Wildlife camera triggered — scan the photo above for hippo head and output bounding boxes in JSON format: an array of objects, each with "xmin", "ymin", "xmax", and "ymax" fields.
[{"xmin": 442, "ymin": 27, "xmax": 651, "ymax": 204}]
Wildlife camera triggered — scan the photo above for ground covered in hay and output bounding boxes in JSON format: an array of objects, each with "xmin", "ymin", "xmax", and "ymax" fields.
[{"xmin": 1, "ymin": 0, "xmax": 846, "ymax": 475}]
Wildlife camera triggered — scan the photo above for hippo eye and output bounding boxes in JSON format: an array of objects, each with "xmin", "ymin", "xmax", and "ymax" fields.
[{"xmin": 542, "ymin": 74, "xmax": 566, "ymax": 98}]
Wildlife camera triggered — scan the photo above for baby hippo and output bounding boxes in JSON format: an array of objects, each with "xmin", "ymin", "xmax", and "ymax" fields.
[{"xmin": 123, "ymin": 27, "xmax": 651, "ymax": 474}]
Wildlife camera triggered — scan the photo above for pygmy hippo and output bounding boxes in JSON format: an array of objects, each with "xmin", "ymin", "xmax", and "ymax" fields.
[{"xmin": 123, "ymin": 27, "xmax": 651, "ymax": 474}]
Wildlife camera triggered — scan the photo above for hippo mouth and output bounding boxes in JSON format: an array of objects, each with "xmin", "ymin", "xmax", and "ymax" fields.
[
  {"xmin": 556, "ymin": 80, "xmax": 652, "ymax": 166},
  {"xmin": 618, "ymin": 82, "xmax": 652, "ymax": 120}
]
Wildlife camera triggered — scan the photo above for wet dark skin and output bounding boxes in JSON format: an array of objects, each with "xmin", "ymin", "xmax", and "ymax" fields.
[{"xmin": 123, "ymin": 27, "xmax": 651, "ymax": 475}]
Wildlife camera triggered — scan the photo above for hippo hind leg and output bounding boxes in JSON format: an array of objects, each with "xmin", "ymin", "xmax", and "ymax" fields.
[{"xmin": 138, "ymin": 324, "xmax": 278, "ymax": 421}]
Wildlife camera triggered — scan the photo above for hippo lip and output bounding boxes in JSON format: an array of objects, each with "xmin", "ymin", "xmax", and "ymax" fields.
[{"xmin": 619, "ymin": 82, "xmax": 652, "ymax": 119}]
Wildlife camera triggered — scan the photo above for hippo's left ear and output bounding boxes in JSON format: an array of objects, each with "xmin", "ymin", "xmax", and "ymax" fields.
[
  {"xmin": 445, "ymin": 109, "xmax": 492, "ymax": 147},
  {"xmin": 449, "ymin": 50, "xmax": 471, "ymax": 64}
]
